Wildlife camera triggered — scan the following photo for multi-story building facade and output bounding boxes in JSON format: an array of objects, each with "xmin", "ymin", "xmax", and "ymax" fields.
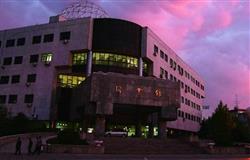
[{"xmin": 0, "ymin": 1, "xmax": 205, "ymax": 135}]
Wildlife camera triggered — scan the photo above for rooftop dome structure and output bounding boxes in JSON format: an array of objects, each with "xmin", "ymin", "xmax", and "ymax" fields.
[{"xmin": 60, "ymin": 0, "xmax": 109, "ymax": 20}]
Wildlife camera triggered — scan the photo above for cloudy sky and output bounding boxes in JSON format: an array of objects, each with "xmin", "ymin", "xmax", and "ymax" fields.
[{"xmin": 0, "ymin": 0, "xmax": 249, "ymax": 115}]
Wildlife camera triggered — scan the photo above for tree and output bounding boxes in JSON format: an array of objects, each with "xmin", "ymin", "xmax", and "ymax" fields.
[{"xmin": 199, "ymin": 101, "xmax": 236, "ymax": 146}]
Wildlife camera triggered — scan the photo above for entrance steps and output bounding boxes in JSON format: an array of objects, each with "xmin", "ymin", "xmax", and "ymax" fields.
[{"xmin": 102, "ymin": 137, "xmax": 204, "ymax": 154}]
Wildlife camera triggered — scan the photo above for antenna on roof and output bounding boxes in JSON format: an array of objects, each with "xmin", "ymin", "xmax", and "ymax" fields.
[{"xmin": 235, "ymin": 94, "xmax": 239, "ymax": 109}]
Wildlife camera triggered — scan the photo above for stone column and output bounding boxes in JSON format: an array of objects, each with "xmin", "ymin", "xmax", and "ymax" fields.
[
  {"xmin": 86, "ymin": 50, "xmax": 93, "ymax": 77},
  {"xmin": 95, "ymin": 115, "xmax": 106, "ymax": 137},
  {"xmin": 139, "ymin": 57, "xmax": 143, "ymax": 76},
  {"xmin": 135, "ymin": 120, "xmax": 142, "ymax": 137},
  {"xmin": 148, "ymin": 114, "xmax": 154, "ymax": 138},
  {"xmin": 158, "ymin": 120, "xmax": 167, "ymax": 139}
]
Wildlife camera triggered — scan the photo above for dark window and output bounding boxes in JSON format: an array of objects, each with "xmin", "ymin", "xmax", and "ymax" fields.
[
  {"xmin": 0, "ymin": 76, "xmax": 9, "ymax": 84},
  {"xmin": 14, "ymin": 56, "xmax": 23, "ymax": 64},
  {"xmin": 160, "ymin": 50, "xmax": 164, "ymax": 59},
  {"xmin": 11, "ymin": 75, "xmax": 20, "ymax": 84},
  {"xmin": 0, "ymin": 41, "xmax": 2, "ymax": 47},
  {"xmin": 17, "ymin": 37, "xmax": 25, "ymax": 46},
  {"xmin": 6, "ymin": 39, "xmax": 15, "ymax": 47},
  {"xmin": 3, "ymin": 57, "xmax": 12, "ymax": 65},
  {"xmin": 27, "ymin": 74, "xmax": 36, "ymax": 83},
  {"xmin": 8, "ymin": 95, "xmax": 17, "ymax": 104},
  {"xmin": 43, "ymin": 34, "xmax": 54, "ymax": 43},
  {"xmin": 153, "ymin": 45, "xmax": 158, "ymax": 56},
  {"xmin": 164, "ymin": 70, "xmax": 168, "ymax": 79},
  {"xmin": 32, "ymin": 35, "xmax": 42, "ymax": 44},
  {"xmin": 30, "ymin": 55, "xmax": 39, "ymax": 63},
  {"xmin": 164, "ymin": 54, "xmax": 168, "ymax": 62},
  {"xmin": 24, "ymin": 94, "xmax": 34, "ymax": 103},
  {"xmin": 170, "ymin": 58, "xmax": 173, "ymax": 68},
  {"xmin": 160, "ymin": 67, "xmax": 164, "ymax": 78},
  {"xmin": 0, "ymin": 95, "xmax": 6, "ymax": 104},
  {"xmin": 60, "ymin": 31, "xmax": 71, "ymax": 40}
]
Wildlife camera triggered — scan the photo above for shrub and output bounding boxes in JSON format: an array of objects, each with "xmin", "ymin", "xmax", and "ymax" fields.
[{"xmin": 47, "ymin": 129, "xmax": 88, "ymax": 145}]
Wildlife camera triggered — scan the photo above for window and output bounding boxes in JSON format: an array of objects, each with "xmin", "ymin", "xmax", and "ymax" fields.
[
  {"xmin": 43, "ymin": 34, "xmax": 54, "ymax": 43},
  {"xmin": 164, "ymin": 70, "xmax": 168, "ymax": 79},
  {"xmin": 164, "ymin": 54, "xmax": 168, "ymax": 62},
  {"xmin": 32, "ymin": 35, "xmax": 42, "ymax": 44},
  {"xmin": 170, "ymin": 74, "xmax": 173, "ymax": 81},
  {"xmin": 30, "ymin": 54, "xmax": 39, "ymax": 63},
  {"xmin": 160, "ymin": 50, "xmax": 164, "ymax": 59},
  {"xmin": 11, "ymin": 75, "xmax": 20, "ymax": 84},
  {"xmin": 41, "ymin": 53, "xmax": 52, "ymax": 64},
  {"xmin": 181, "ymin": 96, "xmax": 184, "ymax": 103},
  {"xmin": 3, "ymin": 57, "xmax": 12, "ymax": 65},
  {"xmin": 153, "ymin": 45, "xmax": 158, "ymax": 56},
  {"xmin": 17, "ymin": 38, "xmax": 25, "ymax": 46},
  {"xmin": 72, "ymin": 53, "xmax": 87, "ymax": 65},
  {"xmin": 170, "ymin": 58, "xmax": 173, "ymax": 68},
  {"xmin": 58, "ymin": 74, "xmax": 85, "ymax": 88},
  {"xmin": 6, "ymin": 39, "xmax": 15, "ymax": 47},
  {"xmin": 24, "ymin": 94, "xmax": 34, "ymax": 103},
  {"xmin": 8, "ymin": 95, "xmax": 17, "ymax": 104},
  {"xmin": 14, "ymin": 56, "xmax": 23, "ymax": 64},
  {"xmin": 92, "ymin": 52, "xmax": 138, "ymax": 69},
  {"xmin": 0, "ymin": 41, "xmax": 2, "ymax": 47},
  {"xmin": 60, "ymin": 31, "xmax": 71, "ymax": 40},
  {"xmin": 160, "ymin": 67, "xmax": 164, "ymax": 78},
  {"xmin": 0, "ymin": 76, "xmax": 9, "ymax": 84},
  {"xmin": 27, "ymin": 74, "xmax": 36, "ymax": 83},
  {"xmin": 0, "ymin": 95, "xmax": 6, "ymax": 104}
]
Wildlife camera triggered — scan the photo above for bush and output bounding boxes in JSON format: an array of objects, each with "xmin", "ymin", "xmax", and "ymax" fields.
[
  {"xmin": 0, "ymin": 113, "xmax": 55, "ymax": 136},
  {"xmin": 47, "ymin": 129, "xmax": 88, "ymax": 145}
]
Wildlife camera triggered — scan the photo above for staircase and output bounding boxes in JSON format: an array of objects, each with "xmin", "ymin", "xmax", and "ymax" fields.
[{"xmin": 103, "ymin": 137, "xmax": 204, "ymax": 154}]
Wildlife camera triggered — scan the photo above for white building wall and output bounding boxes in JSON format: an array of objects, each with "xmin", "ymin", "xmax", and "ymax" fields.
[
  {"xmin": 144, "ymin": 28, "xmax": 205, "ymax": 132},
  {"xmin": 0, "ymin": 18, "xmax": 92, "ymax": 120}
]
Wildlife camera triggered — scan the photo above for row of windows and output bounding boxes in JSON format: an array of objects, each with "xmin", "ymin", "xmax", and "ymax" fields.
[
  {"xmin": 181, "ymin": 96, "xmax": 201, "ymax": 110},
  {"xmin": 0, "ymin": 31, "xmax": 71, "ymax": 48},
  {"xmin": 178, "ymin": 110, "xmax": 201, "ymax": 123},
  {"xmin": 72, "ymin": 52, "xmax": 139, "ymax": 69},
  {"xmin": 0, "ymin": 94, "xmax": 34, "ymax": 104},
  {"xmin": 58, "ymin": 74, "xmax": 85, "ymax": 88},
  {"xmin": 160, "ymin": 68, "xmax": 203, "ymax": 100},
  {"xmin": 0, "ymin": 74, "xmax": 36, "ymax": 84},
  {"xmin": 154, "ymin": 44, "xmax": 204, "ymax": 91},
  {"xmin": 2, "ymin": 53, "xmax": 52, "ymax": 66}
]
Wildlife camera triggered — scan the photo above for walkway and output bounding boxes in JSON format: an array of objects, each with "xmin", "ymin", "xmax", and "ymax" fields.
[{"xmin": 0, "ymin": 153, "xmax": 250, "ymax": 160}]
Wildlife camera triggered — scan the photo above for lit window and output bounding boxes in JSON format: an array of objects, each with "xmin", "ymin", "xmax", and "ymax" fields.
[
  {"xmin": 72, "ymin": 53, "xmax": 87, "ymax": 65},
  {"xmin": 92, "ymin": 52, "xmax": 138, "ymax": 69},
  {"xmin": 58, "ymin": 74, "xmax": 85, "ymax": 88},
  {"xmin": 41, "ymin": 53, "xmax": 52, "ymax": 63}
]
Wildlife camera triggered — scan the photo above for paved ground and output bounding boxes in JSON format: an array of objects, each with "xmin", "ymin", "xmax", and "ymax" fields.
[
  {"xmin": 0, "ymin": 153, "xmax": 250, "ymax": 160},
  {"xmin": 0, "ymin": 135, "xmax": 55, "ymax": 154}
]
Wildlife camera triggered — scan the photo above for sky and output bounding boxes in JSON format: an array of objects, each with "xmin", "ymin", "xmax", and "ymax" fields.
[{"xmin": 0, "ymin": 0, "xmax": 249, "ymax": 116}]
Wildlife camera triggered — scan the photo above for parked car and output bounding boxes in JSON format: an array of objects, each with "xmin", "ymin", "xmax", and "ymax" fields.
[{"xmin": 105, "ymin": 128, "xmax": 128, "ymax": 137}]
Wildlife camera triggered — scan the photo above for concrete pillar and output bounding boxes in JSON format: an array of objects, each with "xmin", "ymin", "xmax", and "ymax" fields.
[
  {"xmin": 158, "ymin": 120, "xmax": 167, "ymax": 139},
  {"xmin": 95, "ymin": 115, "xmax": 105, "ymax": 137},
  {"xmin": 139, "ymin": 57, "xmax": 143, "ymax": 76},
  {"xmin": 135, "ymin": 120, "xmax": 142, "ymax": 137},
  {"xmin": 86, "ymin": 50, "xmax": 92, "ymax": 76}
]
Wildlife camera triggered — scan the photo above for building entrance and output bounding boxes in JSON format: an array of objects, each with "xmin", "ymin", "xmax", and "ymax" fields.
[{"xmin": 106, "ymin": 104, "xmax": 160, "ymax": 138}]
